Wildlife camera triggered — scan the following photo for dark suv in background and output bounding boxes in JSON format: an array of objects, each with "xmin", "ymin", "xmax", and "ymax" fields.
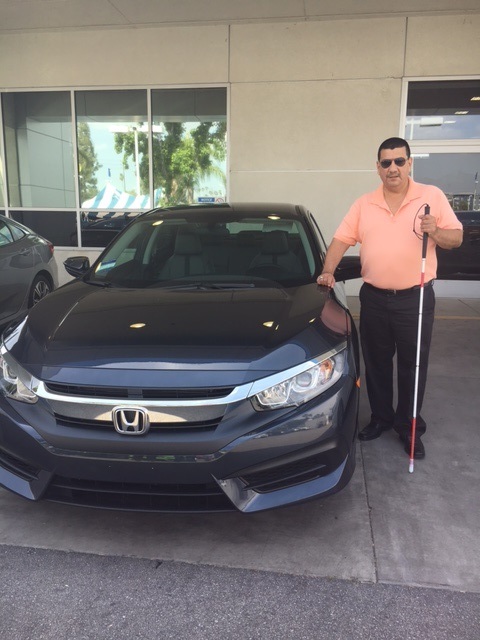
[{"xmin": 437, "ymin": 209, "xmax": 480, "ymax": 279}]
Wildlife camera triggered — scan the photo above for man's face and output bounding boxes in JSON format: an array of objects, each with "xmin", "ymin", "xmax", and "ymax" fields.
[{"xmin": 377, "ymin": 146, "xmax": 412, "ymax": 192}]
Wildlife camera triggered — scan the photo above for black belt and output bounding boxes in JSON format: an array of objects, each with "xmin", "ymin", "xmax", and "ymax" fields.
[{"xmin": 364, "ymin": 280, "xmax": 434, "ymax": 296}]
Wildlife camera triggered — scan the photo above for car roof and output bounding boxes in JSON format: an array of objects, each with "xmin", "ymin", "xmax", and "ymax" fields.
[
  {"xmin": 140, "ymin": 202, "xmax": 307, "ymax": 220},
  {"xmin": 0, "ymin": 214, "xmax": 35, "ymax": 235}
]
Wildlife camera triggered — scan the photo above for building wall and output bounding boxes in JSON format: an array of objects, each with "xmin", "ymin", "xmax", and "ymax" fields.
[{"xmin": 1, "ymin": 13, "xmax": 479, "ymax": 293}]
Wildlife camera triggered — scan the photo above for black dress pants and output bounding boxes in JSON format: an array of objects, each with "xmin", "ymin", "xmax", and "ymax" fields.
[{"xmin": 359, "ymin": 282, "xmax": 435, "ymax": 439}]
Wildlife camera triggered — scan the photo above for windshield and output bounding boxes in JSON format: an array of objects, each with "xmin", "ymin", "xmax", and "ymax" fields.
[{"xmin": 88, "ymin": 211, "xmax": 318, "ymax": 288}]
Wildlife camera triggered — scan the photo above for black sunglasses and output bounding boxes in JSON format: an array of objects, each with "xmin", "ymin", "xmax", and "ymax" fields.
[{"xmin": 379, "ymin": 157, "xmax": 408, "ymax": 169}]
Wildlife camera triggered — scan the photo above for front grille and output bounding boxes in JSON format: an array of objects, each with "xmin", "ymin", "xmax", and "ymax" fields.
[
  {"xmin": 0, "ymin": 448, "xmax": 40, "ymax": 481},
  {"xmin": 240, "ymin": 452, "xmax": 333, "ymax": 493},
  {"xmin": 55, "ymin": 414, "xmax": 221, "ymax": 432},
  {"xmin": 45, "ymin": 383, "xmax": 235, "ymax": 400},
  {"xmin": 44, "ymin": 476, "xmax": 235, "ymax": 512}
]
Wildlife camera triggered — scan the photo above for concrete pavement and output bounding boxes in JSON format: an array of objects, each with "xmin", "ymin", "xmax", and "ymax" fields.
[{"xmin": 0, "ymin": 296, "xmax": 479, "ymax": 637}]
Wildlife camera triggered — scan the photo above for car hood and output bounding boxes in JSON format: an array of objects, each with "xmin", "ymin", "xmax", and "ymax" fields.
[{"xmin": 5, "ymin": 281, "xmax": 350, "ymax": 387}]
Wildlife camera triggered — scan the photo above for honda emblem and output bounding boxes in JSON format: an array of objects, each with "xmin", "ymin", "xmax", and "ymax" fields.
[{"xmin": 113, "ymin": 407, "xmax": 150, "ymax": 435}]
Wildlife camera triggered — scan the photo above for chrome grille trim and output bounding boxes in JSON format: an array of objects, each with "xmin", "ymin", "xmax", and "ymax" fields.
[
  {"xmin": 55, "ymin": 413, "xmax": 221, "ymax": 432},
  {"xmin": 45, "ymin": 383, "xmax": 235, "ymax": 400},
  {"xmin": 47, "ymin": 401, "xmax": 226, "ymax": 423}
]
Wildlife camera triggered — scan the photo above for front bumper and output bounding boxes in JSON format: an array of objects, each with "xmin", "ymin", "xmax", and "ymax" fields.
[{"xmin": 0, "ymin": 375, "xmax": 358, "ymax": 513}]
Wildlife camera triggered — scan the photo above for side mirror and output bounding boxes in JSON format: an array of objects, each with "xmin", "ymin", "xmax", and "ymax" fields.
[
  {"xmin": 335, "ymin": 256, "xmax": 361, "ymax": 282},
  {"xmin": 64, "ymin": 256, "xmax": 90, "ymax": 278}
]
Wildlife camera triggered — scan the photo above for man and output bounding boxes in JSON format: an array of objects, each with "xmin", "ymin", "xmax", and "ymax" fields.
[{"xmin": 317, "ymin": 137, "xmax": 463, "ymax": 459}]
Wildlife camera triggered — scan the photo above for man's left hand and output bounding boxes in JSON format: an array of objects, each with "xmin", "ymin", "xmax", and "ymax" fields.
[
  {"xmin": 419, "ymin": 213, "xmax": 438, "ymax": 236},
  {"xmin": 419, "ymin": 214, "xmax": 463, "ymax": 249}
]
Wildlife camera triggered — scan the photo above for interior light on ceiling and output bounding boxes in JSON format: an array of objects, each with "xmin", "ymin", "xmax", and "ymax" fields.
[
  {"xmin": 152, "ymin": 220, "xmax": 164, "ymax": 226},
  {"xmin": 455, "ymin": 111, "xmax": 469, "ymax": 115},
  {"xmin": 268, "ymin": 215, "xmax": 281, "ymax": 220},
  {"xmin": 419, "ymin": 116, "xmax": 443, "ymax": 127},
  {"xmin": 470, "ymin": 96, "xmax": 480, "ymax": 101},
  {"xmin": 130, "ymin": 323, "xmax": 146, "ymax": 329},
  {"xmin": 263, "ymin": 321, "xmax": 275, "ymax": 328}
]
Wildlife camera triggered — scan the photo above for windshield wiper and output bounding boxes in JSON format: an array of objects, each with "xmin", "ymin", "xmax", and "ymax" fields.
[
  {"xmin": 202, "ymin": 283, "xmax": 256, "ymax": 289},
  {"xmin": 152, "ymin": 282, "xmax": 256, "ymax": 290}
]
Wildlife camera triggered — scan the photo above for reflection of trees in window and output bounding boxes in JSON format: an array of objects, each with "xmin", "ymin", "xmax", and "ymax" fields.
[
  {"xmin": 77, "ymin": 123, "xmax": 101, "ymax": 202},
  {"xmin": 114, "ymin": 121, "xmax": 226, "ymax": 206}
]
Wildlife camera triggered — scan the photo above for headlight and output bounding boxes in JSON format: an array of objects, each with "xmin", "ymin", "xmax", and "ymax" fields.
[
  {"xmin": 0, "ymin": 350, "xmax": 38, "ymax": 404},
  {"xmin": 252, "ymin": 350, "xmax": 346, "ymax": 411}
]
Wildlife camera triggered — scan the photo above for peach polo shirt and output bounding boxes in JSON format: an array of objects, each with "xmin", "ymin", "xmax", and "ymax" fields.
[{"xmin": 333, "ymin": 179, "xmax": 463, "ymax": 290}]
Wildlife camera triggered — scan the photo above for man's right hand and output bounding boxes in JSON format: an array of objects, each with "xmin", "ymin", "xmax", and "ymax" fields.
[{"xmin": 317, "ymin": 272, "xmax": 335, "ymax": 288}]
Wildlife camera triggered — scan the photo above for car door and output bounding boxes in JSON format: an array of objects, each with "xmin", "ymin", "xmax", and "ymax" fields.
[
  {"xmin": 436, "ymin": 211, "xmax": 480, "ymax": 280},
  {"xmin": 0, "ymin": 217, "xmax": 34, "ymax": 323}
]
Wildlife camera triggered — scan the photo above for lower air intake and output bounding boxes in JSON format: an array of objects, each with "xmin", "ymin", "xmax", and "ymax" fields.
[{"xmin": 44, "ymin": 476, "xmax": 235, "ymax": 512}]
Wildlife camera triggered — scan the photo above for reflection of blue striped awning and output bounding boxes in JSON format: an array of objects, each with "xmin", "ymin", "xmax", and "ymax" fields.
[
  {"xmin": 115, "ymin": 191, "xmax": 150, "ymax": 208},
  {"xmin": 82, "ymin": 183, "xmax": 161, "ymax": 209}
]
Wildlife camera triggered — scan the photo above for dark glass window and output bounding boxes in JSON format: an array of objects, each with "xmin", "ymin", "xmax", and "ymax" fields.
[
  {"xmin": 10, "ymin": 211, "xmax": 77, "ymax": 246},
  {"xmin": 79, "ymin": 210, "xmax": 141, "ymax": 248},
  {"xmin": 406, "ymin": 80, "xmax": 480, "ymax": 141},
  {"xmin": 412, "ymin": 153, "xmax": 480, "ymax": 213}
]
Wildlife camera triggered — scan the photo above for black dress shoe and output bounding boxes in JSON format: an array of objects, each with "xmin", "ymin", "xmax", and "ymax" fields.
[
  {"xmin": 358, "ymin": 421, "xmax": 392, "ymax": 441},
  {"xmin": 402, "ymin": 436, "xmax": 425, "ymax": 459}
]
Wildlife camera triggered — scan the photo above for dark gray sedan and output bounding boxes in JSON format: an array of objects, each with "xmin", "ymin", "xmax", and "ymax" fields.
[
  {"xmin": 0, "ymin": 203, "xmax": 359, "ymax": 513},
  {"xmin": 0, "ymin": 214, "xmax": 58, "ymax": 329}
]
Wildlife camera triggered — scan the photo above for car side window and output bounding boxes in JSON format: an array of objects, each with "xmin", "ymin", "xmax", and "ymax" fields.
[
  {"xmin": 7, "ymin": 222, "xmax": 26, "ymax": 242},
  {"xmin": 0, "ymin": 220, "xmax": 14, "ymax": 246}
]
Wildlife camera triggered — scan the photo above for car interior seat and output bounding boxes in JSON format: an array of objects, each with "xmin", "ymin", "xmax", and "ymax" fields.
[
  {"xmin": 159, "ymin": 230, "xmax": 213, "ymax": 278},
  {"xmin": 248, "ymin": 230, "xmax": 303, "ymax": 274}
]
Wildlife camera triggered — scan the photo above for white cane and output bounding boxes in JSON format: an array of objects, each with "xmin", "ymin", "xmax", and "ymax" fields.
[{"xmin": 409, "ymin": 203, "xmax": 430, "ymax": 473}]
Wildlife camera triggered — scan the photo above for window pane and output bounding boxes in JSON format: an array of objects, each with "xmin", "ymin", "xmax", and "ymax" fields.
[
  {"xmin": 411, "ymin": 153, "xmax": 480, "ymax": 211},
  {"xmin": 10, "ymin": 210, "xmax": 77, "ymax": 246},
  {"xmin": 78, "ymin": 210, "xmax": 140, "ymax": 248},
  {"xmin": 2, "ymin": 92, "xmax": 74, "ymax": 207},
  {"xmin": 76, "ymin": 90, "xmax": 149, "ymax": 210},
  {"xmin": 406, "ymin": 80, "xmax": 480, "ymax": 141},
  {"xmin": 151, "ymin": 88, "xmax": 227, "ymax": 206},
  {"xmin": 0, "ymin": 127, "xmax": 5, "ymax": 207}
]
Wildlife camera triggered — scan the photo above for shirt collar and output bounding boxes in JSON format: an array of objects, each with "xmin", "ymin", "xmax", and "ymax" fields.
[{"xmin": 369, "ymin": 178, "xmax": 423, "ymax": 208}]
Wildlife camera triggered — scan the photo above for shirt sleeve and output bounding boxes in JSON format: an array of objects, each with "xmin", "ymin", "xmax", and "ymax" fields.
[
  {"xmin": 333, "ymin": 199, "xmax": 361, "ymax": 246},
  {"xmin": 434, "ymin": 188, "xmax": 464, "ymax": 230}
]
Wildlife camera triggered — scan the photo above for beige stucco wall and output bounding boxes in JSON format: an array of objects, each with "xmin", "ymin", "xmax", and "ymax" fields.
[
  {"xmin": 1, "ymin": 12, "xmax": 479, "ymax": 294},
  {"xmin": 0, "ymin": 26, "xmax": 229, "ymax": 87},
  {"xmin": 406, "ymin": 15, "xmax": 480, "ymax": 76}
]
